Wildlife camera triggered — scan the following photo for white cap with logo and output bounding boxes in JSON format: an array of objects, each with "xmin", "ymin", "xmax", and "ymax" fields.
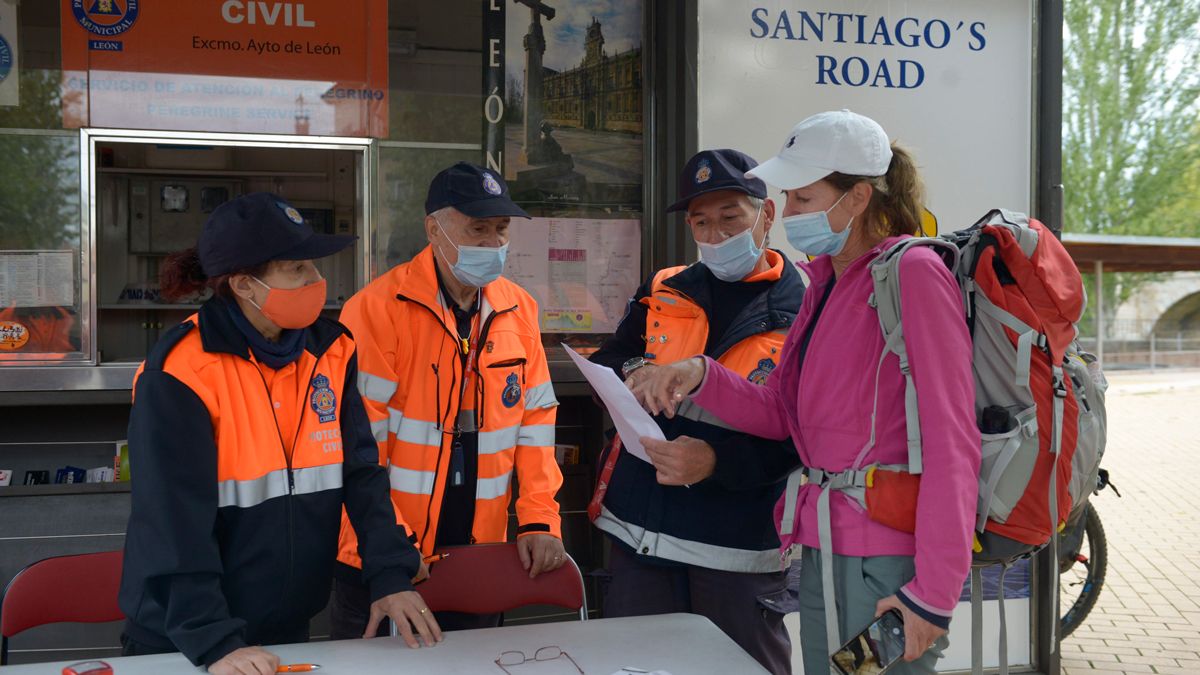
[{"xmin": 747, "ymin": 109, "xmax": 893, "ymax": 190}]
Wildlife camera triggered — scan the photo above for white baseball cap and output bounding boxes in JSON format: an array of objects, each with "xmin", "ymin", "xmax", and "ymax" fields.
[{"xmin": 747, "ymin": 110, "xmax": 893, "ymax": 189}]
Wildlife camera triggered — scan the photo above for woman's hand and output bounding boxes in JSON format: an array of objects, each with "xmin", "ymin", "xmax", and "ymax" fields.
[
  {"xmin": 875, "ymin": 595, "xmax": 946, "ymax": 662},
  {"xmin": 628, "ymin": 357, "xmax": 706, "ymax": 418}
]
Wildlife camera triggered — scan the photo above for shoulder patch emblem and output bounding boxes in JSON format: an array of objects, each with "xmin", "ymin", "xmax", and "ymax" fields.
[
  {"xmin": 501, "ymin": 372, "xmax": 522, "ymax": 408},
  {"xmin": 310, "ymin": 373, "xmax": 338, "ymax": 423},
  {"xmin": 748, "ymin": 357, "xmax": 776, "ymax": 385}
]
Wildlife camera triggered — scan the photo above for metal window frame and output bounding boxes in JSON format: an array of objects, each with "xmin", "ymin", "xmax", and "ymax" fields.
[
  {"xmin": 0, "ymin": 129, "xmax": 91, "ymax": 365},
  {"xmin": 0, "ymin": 129, "xmax": 376, "ymax": 393}
]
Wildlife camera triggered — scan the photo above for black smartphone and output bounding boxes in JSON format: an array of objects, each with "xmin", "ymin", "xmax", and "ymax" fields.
[{"xmin": 830, "ymin": 608, "xmax": 906, "ymax": 675}]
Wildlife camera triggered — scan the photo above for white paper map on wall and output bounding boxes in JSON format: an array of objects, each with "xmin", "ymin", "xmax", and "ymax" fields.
[
  {"xmin": 0, "ymin": 251, "xmax": 75, "ymax": 308},
  {"xmin": 506, "ymin": 218, "xmax": 640, "ymax": 333}
]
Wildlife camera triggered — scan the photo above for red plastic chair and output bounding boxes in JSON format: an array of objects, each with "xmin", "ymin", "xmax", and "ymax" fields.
[
  {"xmin": 416, "ymin": 543, "xmax": 588, "ymax": 621},
  {"xmin": 0, "ymin": 550, "xmax": 124, "ymax": 665}
]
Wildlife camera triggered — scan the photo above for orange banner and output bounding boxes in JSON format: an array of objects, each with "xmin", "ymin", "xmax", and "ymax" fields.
[{"xmin": 61, "ymin": 0, "xmax": 388, "ymax": 137}]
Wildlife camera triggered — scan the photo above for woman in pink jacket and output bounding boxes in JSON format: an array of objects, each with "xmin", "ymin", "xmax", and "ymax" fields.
[{"xmin": 634, "ymin": 110, "xmax": 980, "ymax": 674}]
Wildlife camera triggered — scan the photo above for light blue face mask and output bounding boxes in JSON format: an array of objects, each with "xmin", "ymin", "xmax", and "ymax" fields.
[
  {"xmin": 696, "ymin": 203, "xmax": 765, "ymax": 282},
  {"xmin": 781, "ymin": 191, "xmax": 853, "ymax": 257},
  {"xmin": 436, "ymin": 218, "xmax": 508, "ymax": 288}
]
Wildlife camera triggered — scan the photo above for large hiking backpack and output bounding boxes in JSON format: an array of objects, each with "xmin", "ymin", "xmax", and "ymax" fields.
[{"xmin": 869, "ymin": 208, "xmax": 1108, "ymax": 674}]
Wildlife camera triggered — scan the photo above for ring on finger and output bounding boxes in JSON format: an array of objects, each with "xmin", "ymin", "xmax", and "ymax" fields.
[{"xmin": 419, "ymin": 607, "xmax": 428, "ymax": 614}]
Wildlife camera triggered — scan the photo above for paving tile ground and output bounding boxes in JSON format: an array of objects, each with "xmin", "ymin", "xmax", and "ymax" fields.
[{"xmin": 1060, "ymin": 369, "xmax": 1200, "ymax": 673}]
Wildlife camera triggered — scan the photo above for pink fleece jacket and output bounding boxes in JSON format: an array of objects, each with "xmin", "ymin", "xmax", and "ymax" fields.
[{"xmin": 692, "ymin": 236, "xmax": 980, "ymax": 622}]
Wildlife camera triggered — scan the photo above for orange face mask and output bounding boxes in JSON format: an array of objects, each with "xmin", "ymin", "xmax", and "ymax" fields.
[{"xmin": 250, "ymin": 277, "xmax": 327, "ymax": 329}]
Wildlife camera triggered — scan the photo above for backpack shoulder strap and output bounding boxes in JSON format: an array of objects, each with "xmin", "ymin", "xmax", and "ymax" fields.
[{"xmin": 856, "ymin": 237, "xmax": 959, "ymax": 474}]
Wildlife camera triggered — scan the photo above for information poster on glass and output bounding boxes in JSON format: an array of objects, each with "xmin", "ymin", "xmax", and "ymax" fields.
[
  {"xmin": 507, "ymin": 218, "xmax": 640, "ymax": 334},
  {"xmin": 0, "ymin": 250, "xmax": 75, "ymax": 308}
]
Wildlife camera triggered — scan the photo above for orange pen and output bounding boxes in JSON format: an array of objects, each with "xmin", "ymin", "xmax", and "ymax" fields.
[
  {"xmin": 423, "ymin": 552, "xmax": 450, "ymax": 564},
  {"xmin": 276, "ymin": 665, "xmax": 321, "ymax": 673}
]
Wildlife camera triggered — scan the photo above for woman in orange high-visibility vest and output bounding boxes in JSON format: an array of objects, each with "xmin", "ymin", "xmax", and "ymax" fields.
[{"xmin": 120, "ymin": 192, "xmax": 443, "ymax": 675}]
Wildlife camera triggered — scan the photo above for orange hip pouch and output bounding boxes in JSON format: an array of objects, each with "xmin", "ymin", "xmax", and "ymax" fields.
[{"xmin": 864, "ymin": 466, "xmax": 921, "ymax": 534}]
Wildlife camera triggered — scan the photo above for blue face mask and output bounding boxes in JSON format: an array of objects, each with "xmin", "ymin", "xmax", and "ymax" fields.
[
  {"xmin": 696, "ymin": 203, "xmax": 765, "ymax": 282},
  {"xmin": 782, "ymin": 191, "xmax": 853, "ymax": 257},
  {"xmin": 436, "ymin": 218, "xmax": 508, "ymax": 288}
]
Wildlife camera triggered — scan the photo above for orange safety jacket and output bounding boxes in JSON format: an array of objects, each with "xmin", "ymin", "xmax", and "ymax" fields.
[
  {"xmin": 119, "ymin": 300, "xmax": 419, "ymax": 667},
  {"xmin": 643, "ymin": 251, "xmax": 791, "ymax": 374},
  {"xmin": 336, "ymin": 245, "xmax": 562, "ymax": 565}
]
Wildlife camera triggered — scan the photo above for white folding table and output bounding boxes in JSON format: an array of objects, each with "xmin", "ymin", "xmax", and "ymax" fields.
[{"xmin": 2, "ymin": 613, "xmax": 769, "ymax": 674}]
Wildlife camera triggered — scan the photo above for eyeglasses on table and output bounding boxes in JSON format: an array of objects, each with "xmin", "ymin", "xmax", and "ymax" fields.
[{"xmin": 495, "ymin": 645, "xmax": 584, "ymax": 674}]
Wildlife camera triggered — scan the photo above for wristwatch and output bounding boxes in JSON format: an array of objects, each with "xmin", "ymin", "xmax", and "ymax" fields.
[{"xmin": 621, "ymin": 356, "xmax": 649, "ymax": 379}]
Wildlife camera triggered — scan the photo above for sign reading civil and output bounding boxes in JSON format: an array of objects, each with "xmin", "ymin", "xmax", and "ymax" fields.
[{"xmin": 60, "ymin": 0, "xmax": 388, "ymax": 136}]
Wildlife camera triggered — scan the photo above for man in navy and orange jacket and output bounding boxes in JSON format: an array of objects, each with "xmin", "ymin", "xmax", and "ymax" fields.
[{"xmin": 589, "ymin": 150, "xmax": 804, "ymax": 673}]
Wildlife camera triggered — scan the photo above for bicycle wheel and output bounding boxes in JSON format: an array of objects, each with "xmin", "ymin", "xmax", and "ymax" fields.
[{"xmin": 1060, "ymin": 505, "xmax": 1107, "ymax": 637}]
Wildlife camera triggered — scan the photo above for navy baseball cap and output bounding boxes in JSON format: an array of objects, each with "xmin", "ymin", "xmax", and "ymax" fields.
[
  {"xmin": 197, "ymin": 192, "xmax": 357, "ymax": 277},
  {"xmin": 667, "ymin": 149, "xmax": 768, "ymax": 213},
  {"xmin": 424, "ymin": 162, "xmax": 530, "ymax": 219}
]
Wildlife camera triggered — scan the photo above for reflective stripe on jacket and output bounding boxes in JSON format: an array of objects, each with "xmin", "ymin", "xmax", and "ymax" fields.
[
  {"xmin": 119, "ymin": 300, "xmax": 418, "ymax": 667},
  {"xmin": 337, "ymin": 245, "xmax": 562, "ymax": 564}
]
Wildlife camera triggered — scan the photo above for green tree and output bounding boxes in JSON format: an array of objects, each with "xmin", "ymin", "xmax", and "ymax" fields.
[
  {"xmin": 1063, "ymin": 0, "xmax": 1200, "ymax": 334},
  {"xmin": 0, "ymin": 68, "xmax": 78, "ymax": 251}
]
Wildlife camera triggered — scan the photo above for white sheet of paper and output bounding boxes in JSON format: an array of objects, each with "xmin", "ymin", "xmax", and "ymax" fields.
[{"xmin": 563, "ymin": 344, "xmax": 664, "ymax": 464}]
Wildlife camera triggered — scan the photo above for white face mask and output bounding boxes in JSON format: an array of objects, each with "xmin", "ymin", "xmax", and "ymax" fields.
[
  {"xmin": 780, "ymin": 191, "xmax": 853, "ymax": 257},
  {"xmin": 696, "ymin": 203, "xmax": 765, "ymax": 281},
  {"xmin": 435, "ymin": 218, "xmax": 508, "ymax": 288}
]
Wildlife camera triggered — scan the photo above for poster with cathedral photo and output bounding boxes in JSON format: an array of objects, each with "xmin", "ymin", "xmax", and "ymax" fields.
[{"xmin": 498, "ymin": 0, "xmax": 643, "ymax": 206}]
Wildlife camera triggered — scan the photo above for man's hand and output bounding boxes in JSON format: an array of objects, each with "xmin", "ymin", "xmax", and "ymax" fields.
[
  {"xmin": 622, "ymin": 362, "xmax": 657, "ymax": 388},
  {"xmin": 365, "ymin": 590, "xmax": 443, "ymax": 648},
  {"xmin": 628, "ymin": 357, "xmax": 706, "ymax": 418},
  {"xmin": 208, "ymin": 646, "xmax": 279, "ymax": 675},
  {"xmin": 412, "ymin": 560, "xmax": 430, "ymax": 585},
  {"xmin": 875, "ymin": 595, "xmax": 946, "ymax": 662},
  {"xmin": 517, "ymin": 533, "xmax": 566, "ymax": 579},
  {"xmin": 642, "ymin": 435, "xmax": 716, "ymax": 486}
]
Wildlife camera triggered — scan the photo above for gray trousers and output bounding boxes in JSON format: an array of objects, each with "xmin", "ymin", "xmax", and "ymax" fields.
[
  {"xmin": 798, "ymin": 546, "xmax": 948, "ymax": 675},
  {"xmin": 603, "ymin": 542, "xmax": 793, "ymax": 674}
]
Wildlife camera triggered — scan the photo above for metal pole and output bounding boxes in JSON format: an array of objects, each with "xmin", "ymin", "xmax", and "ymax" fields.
[
  {"xmin": 1150, "ymin": 331, "xmax": 1157, "ymax": 371},
  {"xmin": 1095, "ymin": 260, "xmax": 1104, "ymax": 365},
  {"xmin": 1035, "ymin": 4, "xmax": 1066, "ymax": 674}
]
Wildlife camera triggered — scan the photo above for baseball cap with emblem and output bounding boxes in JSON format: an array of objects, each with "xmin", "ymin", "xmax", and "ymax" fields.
[
  {"xmin": 197, "ymin": 192, "xmax": 357, "ymax": 277},
  {"xmin": 667, "ymin": 149, "xmax": 767, "ymax": 213},
  {"xmin": 424, "ymin": 161, "xmax": 530, "ymax": 219},
  {"xmin": 747, "ymin": 109, "xmax": 893, "ymax": 190}
]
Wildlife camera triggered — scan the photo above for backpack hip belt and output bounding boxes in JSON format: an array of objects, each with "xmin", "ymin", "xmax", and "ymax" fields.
[{"xmin": 785, "ymin": 463, "xmax": 910, "ymax": 658}]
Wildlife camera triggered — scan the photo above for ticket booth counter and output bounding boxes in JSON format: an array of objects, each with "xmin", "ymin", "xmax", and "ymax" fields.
[{"xmin": 0, "ymin": 0, "xmax": 673, "ymax": 664}]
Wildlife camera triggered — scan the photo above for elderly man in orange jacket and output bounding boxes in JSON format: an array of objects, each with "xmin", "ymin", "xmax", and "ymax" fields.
[{"xmin": 331, "ymin": 162, "xmax": 566, "ymax": 637}]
